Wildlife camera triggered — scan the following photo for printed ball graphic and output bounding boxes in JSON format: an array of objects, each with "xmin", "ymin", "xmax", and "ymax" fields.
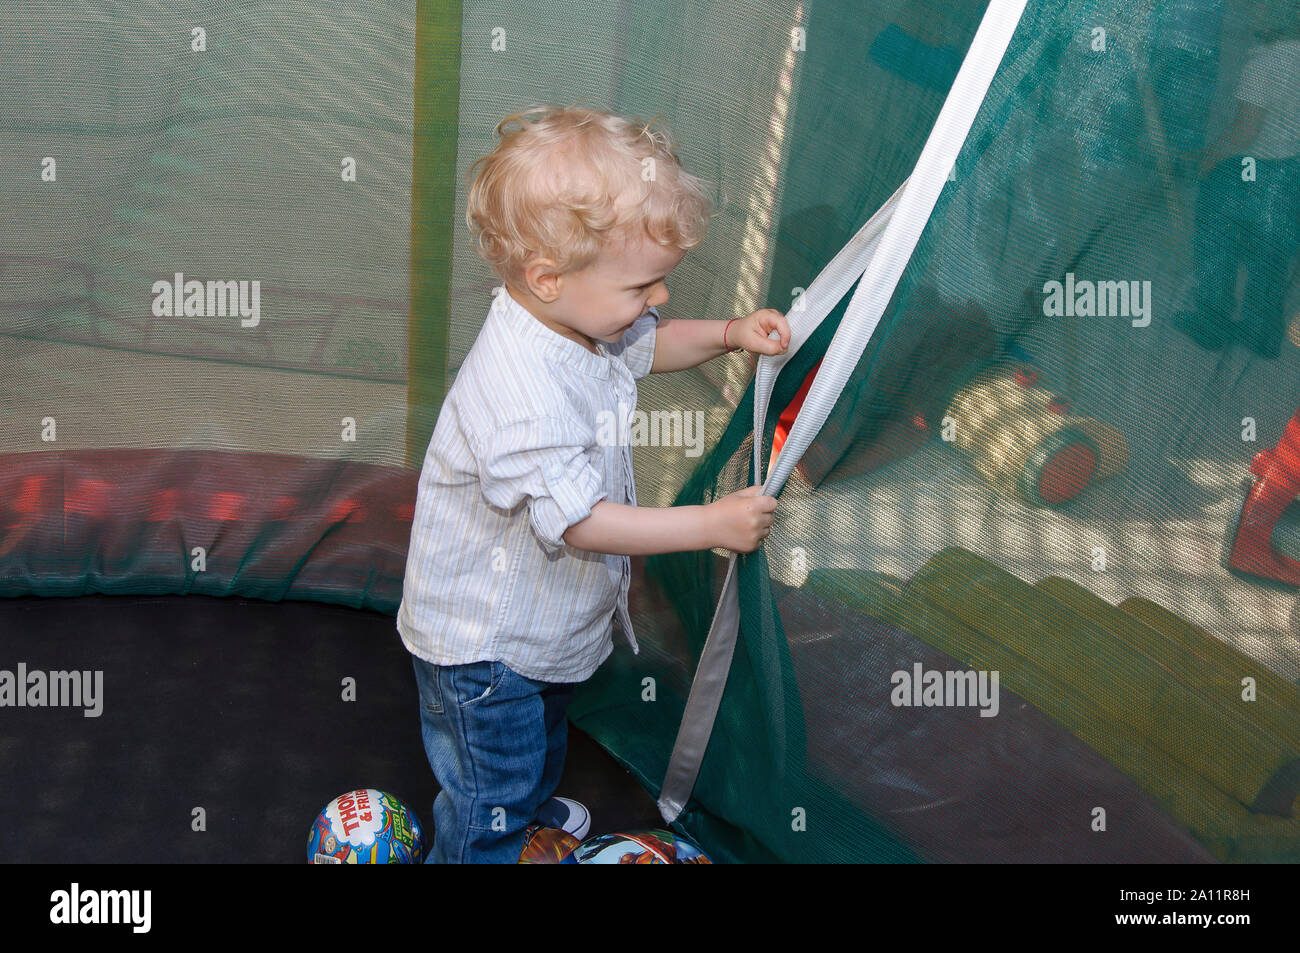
[
  {"xmin": 307, "ymin": 789, "xmax": 427, "ymax": 864},
  {"xmin": 517, "ymin": 824, "xmax": 582, "ymax": 864},
  {"xmin": 569, "ymin": 829, "xmax": 712, "ymax": 864}
]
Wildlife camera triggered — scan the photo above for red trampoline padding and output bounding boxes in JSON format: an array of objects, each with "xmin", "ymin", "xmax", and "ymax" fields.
[
  {"xmin": 772, "ymin": 359, "xmax": 822, "ymax": 460},
  {"xmin": 0, "ymin": 449, "xmax": 416, "ymax": 611}
]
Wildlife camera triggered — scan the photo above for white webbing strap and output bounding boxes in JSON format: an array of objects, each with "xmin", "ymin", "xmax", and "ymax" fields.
[
  {"xmin": 657, "ymin": 0, "xmax": 1029, "ymax": 824},
  {"xmin": 750, "ymin": 178, "xmax": 908, "ymax": 483}
]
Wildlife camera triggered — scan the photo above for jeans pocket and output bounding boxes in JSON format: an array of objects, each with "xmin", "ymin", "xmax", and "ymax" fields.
[{"xmin": 458, "ymin": 660, "xmax": 505, "ymax": 709}]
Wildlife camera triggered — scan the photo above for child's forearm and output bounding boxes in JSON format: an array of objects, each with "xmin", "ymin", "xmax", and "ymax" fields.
[
  {"xmin": 563, "ymin": 500, "xmax": 715, "ymax": 555},
  {"xmin": 649, "ymin": 316, "xmax": 731, "ymax": 373}
]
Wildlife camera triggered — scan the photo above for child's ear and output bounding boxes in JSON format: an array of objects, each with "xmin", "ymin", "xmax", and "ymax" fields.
[{"xmin": 524, "ymin": 264, "xmax": 563, "ymax": 304}]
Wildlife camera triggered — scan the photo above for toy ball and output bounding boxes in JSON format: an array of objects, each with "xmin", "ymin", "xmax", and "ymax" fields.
[
  {"xmin": 517, "ymin": 824, "xmax": 581, "ymax": 864},
  {"xmin": 569, "ymin": 829, "xmax": 713, "ymax": 864},
  {"xmin": 307, "ymin": 788, "xmax": 427, "ymax": 864}
]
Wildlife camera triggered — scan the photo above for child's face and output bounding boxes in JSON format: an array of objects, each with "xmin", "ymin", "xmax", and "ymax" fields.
[{"xmin": 512, "ymin": 232, "xmax": 687, "ymax": 353}]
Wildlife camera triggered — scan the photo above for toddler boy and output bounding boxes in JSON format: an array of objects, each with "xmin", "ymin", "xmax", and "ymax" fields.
[{"xmin": 396, "ymin": 105, "xmax": 789, "ymax": 863}]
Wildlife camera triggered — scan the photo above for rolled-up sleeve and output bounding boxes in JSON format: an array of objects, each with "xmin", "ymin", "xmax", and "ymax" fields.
[
  {"xmin": 470, "ymin": 416, "xmax": 607, "ymax": 552},
  {"xmin": 608, "ymin": 308, "xmax": 659, "ymax": 379}
]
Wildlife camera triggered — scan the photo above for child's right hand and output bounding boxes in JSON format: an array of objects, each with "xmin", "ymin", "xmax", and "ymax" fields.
[{"xmin": 707, "ymin": 485, "xmax": 778, "ymax": 554}]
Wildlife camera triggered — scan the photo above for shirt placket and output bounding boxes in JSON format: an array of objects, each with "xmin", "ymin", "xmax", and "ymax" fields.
[{"xmin": 613, "ymin": 367, "xmax": 638, "ymax": 653}]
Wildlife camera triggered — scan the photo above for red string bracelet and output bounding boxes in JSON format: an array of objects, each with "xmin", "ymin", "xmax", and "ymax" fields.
[{"xmin": 723, "ymin": 317, "xmax": 740, "ymax": 352}]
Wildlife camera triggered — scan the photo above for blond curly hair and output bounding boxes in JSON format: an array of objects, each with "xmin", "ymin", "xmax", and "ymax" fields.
[{"xmin": 466, "ymin": 105, "xmax": 716, "ymax": 288}]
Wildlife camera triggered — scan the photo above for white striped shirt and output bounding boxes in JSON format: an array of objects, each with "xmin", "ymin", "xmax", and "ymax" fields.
[{"xmin": 397, "ymin": 285, "xmax": 657, "ymax": 683}]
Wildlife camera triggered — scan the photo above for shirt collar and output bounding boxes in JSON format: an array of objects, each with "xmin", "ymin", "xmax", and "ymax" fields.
[{"xmin": 495, "ymin": 286, "xmax": 611, "ymax": 380}]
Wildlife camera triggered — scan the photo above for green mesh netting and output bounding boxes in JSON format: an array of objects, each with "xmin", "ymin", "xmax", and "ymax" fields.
[{"xmin": 3, "ymin": 0, "xmax": 1299, "ymax": 863}]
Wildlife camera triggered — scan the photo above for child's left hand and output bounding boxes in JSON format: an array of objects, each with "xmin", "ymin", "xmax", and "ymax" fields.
[{"xmin": 729, "ymin": 309, "xmax": 791, "ymax": 356}]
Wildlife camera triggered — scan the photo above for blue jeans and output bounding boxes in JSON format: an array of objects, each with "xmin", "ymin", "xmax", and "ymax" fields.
[{"xmin": 410, "ymin": 655, "xmax": 575, "ymax": 863}]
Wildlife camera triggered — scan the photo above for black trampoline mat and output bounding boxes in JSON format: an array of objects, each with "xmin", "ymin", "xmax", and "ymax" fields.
[{"xmin": 0, "ymin": 594, "xmax": 661, "ymax": 863}]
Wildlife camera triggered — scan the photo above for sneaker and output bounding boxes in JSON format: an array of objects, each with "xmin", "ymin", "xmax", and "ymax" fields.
[{"xmin": 535, "ymin": 796, "xmax": 591, "ymax": 840}]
